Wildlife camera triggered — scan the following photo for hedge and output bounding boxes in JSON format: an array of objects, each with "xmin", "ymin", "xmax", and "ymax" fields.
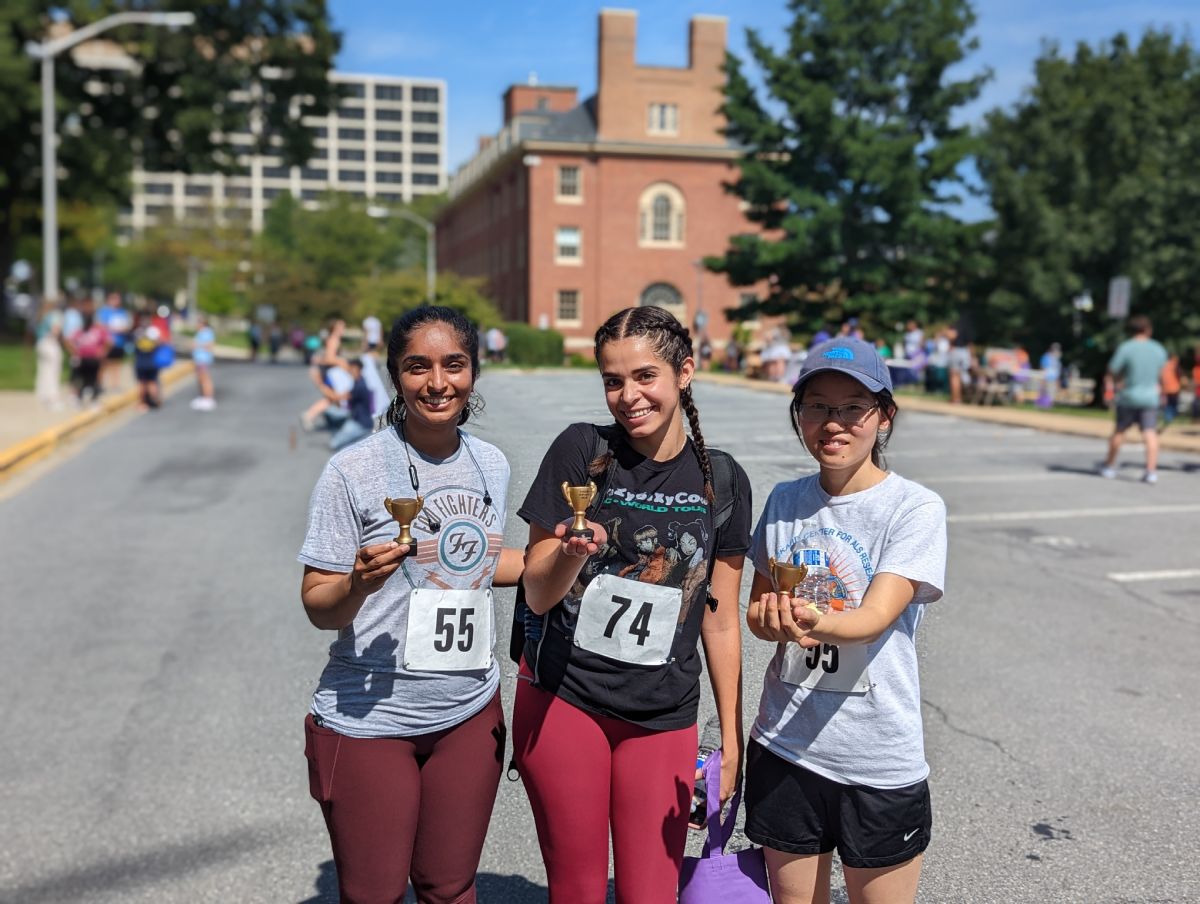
[{"xmin": 504, "ymin": 322, "xmax": 564, "ymax": 366}]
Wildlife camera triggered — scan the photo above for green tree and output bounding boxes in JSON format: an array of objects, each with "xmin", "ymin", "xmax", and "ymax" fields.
[
  {"xmin": 709, "ymin": 0, "xmax": 989, "ymax": 336},
  {"xmin": 351, "ymin": 270, "xmax": 503, "ymax": 332},
  {"xmin": 978, "ymin": 30, "xmax": 1200, "ymax": 378},
  {"xmin": 0, "ymin": 1, "xmax": 341, "ymax": 295}
]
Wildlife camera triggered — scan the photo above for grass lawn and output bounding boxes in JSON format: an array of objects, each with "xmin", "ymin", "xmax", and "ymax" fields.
[{"xmin": 0, "ymin": 339, "xmax": 36, "ymax": 391}]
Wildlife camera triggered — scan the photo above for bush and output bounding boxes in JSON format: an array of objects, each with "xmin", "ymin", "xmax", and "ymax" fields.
[{"xmin": 505, "ymin": 322, "xmax": 564, "ymax": 366}]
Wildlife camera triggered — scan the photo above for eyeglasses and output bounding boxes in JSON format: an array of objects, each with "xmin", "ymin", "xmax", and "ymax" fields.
[{"xmin": 795, "ymin": 403, "xmax": 878, "ymax": 425}]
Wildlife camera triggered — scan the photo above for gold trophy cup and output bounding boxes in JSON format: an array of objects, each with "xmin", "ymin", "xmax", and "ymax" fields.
[
  {"xmin": 768, "ymin": 556, "xmax": 808, "ymax": 596},
  {"xmin": 560, "ymin": 480, "xmax": 598, "ymax": 541},
  {"xmin": 383, "ymin": 496, "xmax": 424, "ymax": 553}
]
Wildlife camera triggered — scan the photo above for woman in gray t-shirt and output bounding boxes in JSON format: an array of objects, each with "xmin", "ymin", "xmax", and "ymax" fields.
[
  {"xmin": 743, "ymin": 337, "xmax": 947, "ymax": 904},
  {"xmin": 299, "ymin": 306, "xmax": 523, "ymax": 904}
]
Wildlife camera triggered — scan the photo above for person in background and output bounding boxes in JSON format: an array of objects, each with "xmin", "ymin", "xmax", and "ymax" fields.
[
  {"xmin": 132, "ymin": 319, "xmax": 163, "ymax": 411},
  {"xmin": 485, "ymin": 325, "xmax": 507, "ymax": 364},
  {"xmin": 190, "ymin": 317, "xmax": 217, "ymax": 411},
  {"xmin": 1038, "ymin": 343, "xmax": 1063, "ymax": 409},
  {"xmin": 248, "ymin": 321, "xmax": 262, "ymax": 361},
  {"xmin": 97, "ymin": 292, "xmax": 132, "ymax": 392},
  {"xmin": 68, "ymin": 307, "xmax": 111, "ymax": 406},
  {"xmin": 1160, "ymin": 353, "xmax": 1182, "ymax": 428},
  {"xmin": 359, "ymin": 336, "xmax": 391, "ymax": 421},
  {"xmin": 268, "ymin": 324, "xmax": 285, "ymax": 363},
  {"xmin": 34, "ymin": 300, "xmax": 65, "ymax": 410},
  {"xmin": 1191, "ymin": 345, "xmax": 1200, "ymax": 423},
  {"xmin": 362, "ymin": 313, "xmax": 383, "ymax": 350},
  {"xmin": 328, "ymin": 358, "xmax": 375, "ymax": 451},
  {"xmin": 1100, "ymin": 315, "xmax": 1168, "ymax": 484}
]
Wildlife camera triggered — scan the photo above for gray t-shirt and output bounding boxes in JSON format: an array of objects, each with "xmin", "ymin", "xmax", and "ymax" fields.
[
  {"xmin": 298, "ymin": 427, "xmax": 509, "ymax": 738},
  {"xmin": 749, "ymin": 472, "xmax": 947, "ymax": 788},
  {"xmin": 1108, "ymin": 337, "xmax": 1168, "ymax": 409}
]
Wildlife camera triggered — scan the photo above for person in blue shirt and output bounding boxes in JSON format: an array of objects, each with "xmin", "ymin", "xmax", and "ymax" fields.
[
  {"xmin": 329, "ymin": 358, "xmax": 375, "ymax": 451},
  {"xmin": 1100, "ymin": 316, "xmax": 1169, "ymax": 484}
]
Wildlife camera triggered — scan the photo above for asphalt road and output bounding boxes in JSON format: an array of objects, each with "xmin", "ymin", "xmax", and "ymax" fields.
[{"xmin": 1, "ymin": 361, "xmax": 1197, "ymax": 904}]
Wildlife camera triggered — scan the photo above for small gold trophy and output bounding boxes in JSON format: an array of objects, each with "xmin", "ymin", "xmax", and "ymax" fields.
[
  {"xmin": 768, "ymin": 556, "xmax": 808, "ymax": 596},
  {"xmin": 560, "ymin": 480, "xmax": 598, "ymax": 540},
  {"xmin": 383, "ymin": 496, "xmax": 424, "ymax": 553}
]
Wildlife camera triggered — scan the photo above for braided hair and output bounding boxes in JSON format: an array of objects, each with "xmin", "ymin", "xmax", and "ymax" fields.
[
  {"xmin": 593, "ymin": 305, "xmax": 715, "ymax": 503},
  {"xmin": 383, "ymin": 306, "xmax": 483, "ymax": 429}
]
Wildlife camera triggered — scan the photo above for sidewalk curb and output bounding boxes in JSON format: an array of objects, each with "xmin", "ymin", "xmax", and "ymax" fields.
[
  {"xmin": 0, "ymin": 362, "xmax": 196, "ymax": 480},
  {"xmin": 694, "ymin": 371, "xmax": 1200, "ymax": 454}
]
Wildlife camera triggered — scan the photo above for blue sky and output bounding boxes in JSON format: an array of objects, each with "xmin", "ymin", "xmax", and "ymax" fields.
[{"xmin": 331, "ymin": 0, "xmax": 1198, "ymax": 213}]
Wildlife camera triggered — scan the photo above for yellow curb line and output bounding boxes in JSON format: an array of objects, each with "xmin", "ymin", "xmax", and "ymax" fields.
[{"xmin": 0, "ymin": 362, "xmax": 196, "ymax": 480}]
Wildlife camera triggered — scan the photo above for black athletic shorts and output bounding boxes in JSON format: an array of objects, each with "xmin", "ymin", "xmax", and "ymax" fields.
[
  {"xmin": 105, "ymin": 345, "xmax": 126, "ymax": 361},
  {"xmin": 743, "ymin": 740, "xmax": 932, "ymax": 869}
]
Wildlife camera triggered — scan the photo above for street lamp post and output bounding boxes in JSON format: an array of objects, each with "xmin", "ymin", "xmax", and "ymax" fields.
[
  {"xmin": 26, "ymin": 11, "xmax": 195, "ymax": 304},
  {"xmin": 367, "ymin": 205, "xmax": 437, "ymax": 304}
]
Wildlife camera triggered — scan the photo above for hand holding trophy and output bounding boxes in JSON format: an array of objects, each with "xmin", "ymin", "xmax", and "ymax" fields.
[{"xmin": 383, "ymin": 496, "xmax": 424, "ymax": 554}]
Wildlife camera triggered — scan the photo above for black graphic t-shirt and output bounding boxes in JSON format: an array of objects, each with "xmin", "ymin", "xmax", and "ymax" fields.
[{"xmin": 518, "ymin": 422, "xmax": 752, "ymax": 730}]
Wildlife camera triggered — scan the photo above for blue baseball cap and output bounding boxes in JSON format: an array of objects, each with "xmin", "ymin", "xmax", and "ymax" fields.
[{"xmin": 793, "ymin": 337, "xmax": 892, "ymax": 393}]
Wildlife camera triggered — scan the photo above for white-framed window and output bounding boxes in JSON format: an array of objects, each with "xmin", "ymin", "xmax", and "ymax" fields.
[
  {"xmin": 637, "ymin": 183, "xmax": 685, "ymax": 247},
  {"xmin": 647, "ymin": 102, "xmax": 679, "ymax": 136},
  {"xmin": 556, "ymin": 289, "xmax": 581, "ymax": 324},
  {"xmin": 555, "ymin": 226, "xmax": 581, "ymax": 264},
  {"xmin": 557, "ymin": 165, "xmax": 581, "ymax": 202},
  {"xmin": 639, "ymin": 283, "xmax": 685, "ymax": 319}
]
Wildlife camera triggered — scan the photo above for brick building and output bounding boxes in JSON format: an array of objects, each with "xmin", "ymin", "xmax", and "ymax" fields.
[{"xmin": 437, "ymin": 10, "xmax": 763, "ymax": 354}]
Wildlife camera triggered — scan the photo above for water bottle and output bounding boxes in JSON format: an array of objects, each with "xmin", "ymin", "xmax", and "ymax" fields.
[
  {"xmin": 688, "ymin": 715, "xmax": 723, "ymax": 828},
  {"xmin": 793, "ymin": 548, "xmax": 831, "ymax": 613}
]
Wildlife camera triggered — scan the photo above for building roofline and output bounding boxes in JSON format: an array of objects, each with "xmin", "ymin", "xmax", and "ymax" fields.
[
  {"xmin": 330, "ymin": 71, "xmax": 447, "ymax": 86},
  {"xmin": 439, "ymin": 138, "xmax": 741, "ymax": 220}
]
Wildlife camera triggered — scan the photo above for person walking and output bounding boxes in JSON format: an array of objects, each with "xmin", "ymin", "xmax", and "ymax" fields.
[
  {"xmin": 299, "ymin": 306, "xmax": 522, "ymax": 904},
  {"xmin": 67, "ymin": 309, "xmax": 111, "ymax": 406},
  {"xmin": 34, "ymin": 300, "xmax": 65, "ymax": 410},
  {"xmin": 326, "ymin": 358, "xmax": 375, "ymax": 452},
  {"xmin": 1099, "ymin": 315, "xmax": 1169, "ymax": 483},
  {"xmin": 742, "ymin": 336, "xmax": 947, "ymax": 904},
  {"xmin": 189, "ymin": 317, "xmax": 217, "ymax": 411},
  {"xmin": 96, "ymin": 292, "xmax": 132, "ymax": 392},
  {"xmin": 132, "ymin": 320, "xmax": 164, "ymax": 411},
  {"xmin": 514, "ymin": 305, "xmax": 753, "ymax": 903},
  {"xmin": 1160, "ymin": 353, "xmax": 1182, "ymax": 428}
]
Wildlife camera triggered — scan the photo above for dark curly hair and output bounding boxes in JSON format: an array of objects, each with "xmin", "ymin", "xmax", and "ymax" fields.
[
  {"xmin": 593, "ymin": 305, "xmax": 714, "ymax": 503},
  {"xmin": 382, "ymin": 306, "xmax": 483, "ymax": 428}
]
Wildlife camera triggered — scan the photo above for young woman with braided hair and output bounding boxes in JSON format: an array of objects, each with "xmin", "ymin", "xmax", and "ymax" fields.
[
  {"xmin": 298, "ymin": 305, "xmax": 523, "ymax": 904},
  {"xmin": 514, "ymin": 305, "xmax": 753, "ymax": 902}
]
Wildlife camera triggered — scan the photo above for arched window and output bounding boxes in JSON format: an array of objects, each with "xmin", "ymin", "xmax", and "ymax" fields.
[
  {"xmin": 639, "ymin": 282, "xmax": 685, "ymax": 318},
  {"xmin": 638, "ymin": 183, "xmax": 685, "ymax": 246}
]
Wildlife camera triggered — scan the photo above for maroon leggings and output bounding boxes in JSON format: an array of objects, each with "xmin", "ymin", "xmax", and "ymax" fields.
[
  {"xmin": 304, "ymin": 693, "xmax": 505, "ymax": 904},
  {"xmin": 512, "ymin": 670, "xmax": 697, "ymax": 904}
]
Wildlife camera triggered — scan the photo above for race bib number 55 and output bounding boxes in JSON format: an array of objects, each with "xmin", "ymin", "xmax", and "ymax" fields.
[
  {"xmin": 405, "ymin": 588, "xmax": 494, "ymax": 672},
  {"xmin": 573, "ymin": 573, "xmax": 682, "ymax": 666}
]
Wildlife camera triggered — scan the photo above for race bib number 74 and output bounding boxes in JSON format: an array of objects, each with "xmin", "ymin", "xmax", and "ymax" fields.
[{"xmin": 573, "ymin": 573, "xmax": 682, "ymax": 666}]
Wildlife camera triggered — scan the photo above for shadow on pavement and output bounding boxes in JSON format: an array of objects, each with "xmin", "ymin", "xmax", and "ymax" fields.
[
  {"xmin": 1, "ymin": 827, "xmax": 273, "ymax": 904},
  {"xmin": 299, "ymin": 865, "xmax": 589, "ymax": 903}
]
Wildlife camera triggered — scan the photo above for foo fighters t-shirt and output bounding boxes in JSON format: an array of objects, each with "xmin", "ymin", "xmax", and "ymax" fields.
[{"xmin": 518, "ymin": 423, "xmax": 752, "ymax": 730}]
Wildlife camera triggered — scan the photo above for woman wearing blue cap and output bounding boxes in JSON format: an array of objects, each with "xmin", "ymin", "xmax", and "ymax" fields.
[{"xmin": 741, "ymin": 337, "xmax": 948, "ymax": 904}]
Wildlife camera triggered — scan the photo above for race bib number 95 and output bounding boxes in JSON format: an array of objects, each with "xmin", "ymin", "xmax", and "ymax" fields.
[
  {"xmin": 573, "ymin": 573, "xmax": 682, "ymax": 666},
  {"xmin": 780, "ymin": 640, "xmax": 871, "ymax": 694},
  {"xmin": 405, "ymin": 588, "xmax": 494, "ymax": 672}
]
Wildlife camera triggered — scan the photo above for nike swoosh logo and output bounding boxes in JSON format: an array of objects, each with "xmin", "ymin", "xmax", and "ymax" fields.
[{"xmin": 903, "ymin": 829, "xmax": 920, "ymax": 841}]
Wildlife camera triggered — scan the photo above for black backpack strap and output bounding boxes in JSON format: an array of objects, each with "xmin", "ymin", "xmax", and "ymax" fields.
[
  {"xmin": 508, "ymin": 423, "xmax": 615, "ymax": 665},
  {"xmin": 703, "ymin": 447, "xmax": 740, "ymax": 612}
]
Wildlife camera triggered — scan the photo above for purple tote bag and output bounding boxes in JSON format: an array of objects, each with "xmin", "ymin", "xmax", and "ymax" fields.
[{"xmin": 678, "ymin": 750, "xmax": 772, "ymax": 904}]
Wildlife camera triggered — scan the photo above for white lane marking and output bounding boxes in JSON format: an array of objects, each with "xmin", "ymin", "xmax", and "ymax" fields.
[
  {"xmin": 925, "ymin": 472, "xmax": 1090, "ymax": 484},
  {"xmin": 1107, "ymin": 569, "xmax": 1200, "ymax": 584},
  {"xmin": 949, "ymin": 503, "xmax": 1200, "ymax": 524}
]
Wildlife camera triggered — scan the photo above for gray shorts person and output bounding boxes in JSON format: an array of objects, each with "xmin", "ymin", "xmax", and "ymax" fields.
[{"xmin": 1114, "ymin": 406, "xmax": 1158, "ymax": 433}]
